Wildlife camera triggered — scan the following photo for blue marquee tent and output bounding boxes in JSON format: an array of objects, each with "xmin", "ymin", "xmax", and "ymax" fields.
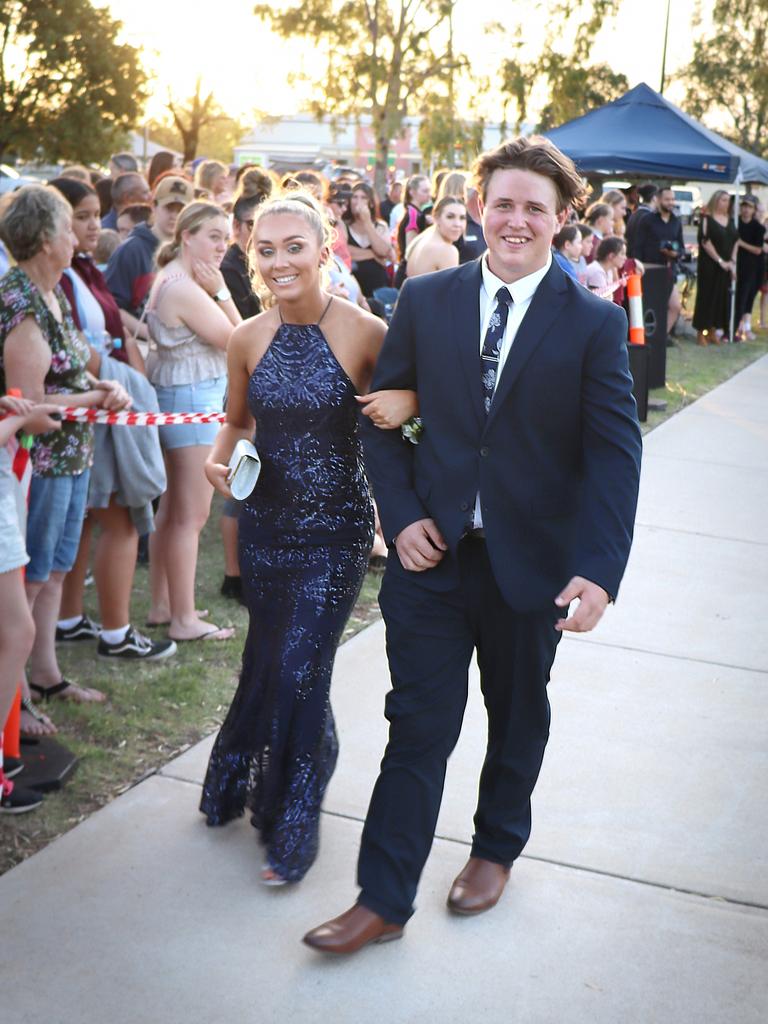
[{"xmin": 544, "ymin": 82, "xmax": 768, "ymax": 185}]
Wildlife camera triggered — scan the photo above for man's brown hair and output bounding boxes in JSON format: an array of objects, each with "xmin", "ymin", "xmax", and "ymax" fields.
[{"xmin": 472, "ymin": 136, "xmax": 589, "ymax": 213}]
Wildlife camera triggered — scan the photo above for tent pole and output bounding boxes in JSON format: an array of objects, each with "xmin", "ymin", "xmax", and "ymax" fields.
[
  {"xmin": 660, "ymin": 0, "xmax": 672, "ymax": 93},
  {"xmin": 729, "ymin": 169, "xmax": 742, "ymax": 343}
]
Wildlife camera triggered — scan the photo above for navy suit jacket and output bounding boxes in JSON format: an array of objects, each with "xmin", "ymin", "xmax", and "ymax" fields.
[{"xmin": 360, "ymin": 257, "xmax": 642, "ymax": 611}]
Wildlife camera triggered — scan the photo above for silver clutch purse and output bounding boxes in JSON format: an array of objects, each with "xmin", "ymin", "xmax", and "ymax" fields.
[{"xmin": 226, "ymin": 439, "xmax": 261, "ymax": 500}]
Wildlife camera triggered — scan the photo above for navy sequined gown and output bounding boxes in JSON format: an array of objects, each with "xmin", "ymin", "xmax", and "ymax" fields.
[{"xmin": 200, "ymin": 313, "xmax": 374, "ymax": 882}]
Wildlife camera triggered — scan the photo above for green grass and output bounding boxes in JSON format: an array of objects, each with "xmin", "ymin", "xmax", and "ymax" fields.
[
  {"xmin": 2, "ymin": 326, "xmax": 767, "ymax": 875},
  {"xmin": 643, "ymin": 329, "xmax": 768, "ymax": 434},
  {"xmin": 0, "ymin": 524, "xmax": 383, "ymax": 874}
]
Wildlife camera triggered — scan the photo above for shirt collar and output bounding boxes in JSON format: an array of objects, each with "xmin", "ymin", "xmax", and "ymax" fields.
[{"xmin": 481, "ymin": 251, "xmax": 552, "ymax": 306}]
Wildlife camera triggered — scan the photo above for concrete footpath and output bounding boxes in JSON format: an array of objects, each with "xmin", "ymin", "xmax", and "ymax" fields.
[{"xmin": 2, "ymin": 357, "xmax": 767, "ymax": 1024}]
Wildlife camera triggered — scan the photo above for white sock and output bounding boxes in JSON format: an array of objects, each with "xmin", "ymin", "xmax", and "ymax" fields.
[
  {"xmin": 100, "ymin": 625, "xmax": 130, "ymax": 644},
  {"xmin": 57, "ymin": 615, "xmax": 83, "ymax": 629}
]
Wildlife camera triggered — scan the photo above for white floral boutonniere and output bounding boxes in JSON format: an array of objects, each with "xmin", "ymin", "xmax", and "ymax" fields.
[{"xmin": 401, "ymin": 416, "xmax": 423, "ymax": 445}]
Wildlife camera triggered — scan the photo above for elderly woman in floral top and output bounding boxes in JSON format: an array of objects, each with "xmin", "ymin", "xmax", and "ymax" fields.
[{"xmin": 0, "ymin": 185, "xmax": 130, "ymax": 734}]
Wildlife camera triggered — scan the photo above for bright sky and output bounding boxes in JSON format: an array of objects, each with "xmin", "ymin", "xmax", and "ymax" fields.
[{"xmin": 99, "ymin": 0, "xmax": 699, "ymax": 126}]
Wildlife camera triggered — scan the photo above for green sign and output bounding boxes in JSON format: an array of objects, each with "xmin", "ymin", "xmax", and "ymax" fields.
[{"xmin": 235, "ymin": 152, "xmax": 265, "ymax": 167}]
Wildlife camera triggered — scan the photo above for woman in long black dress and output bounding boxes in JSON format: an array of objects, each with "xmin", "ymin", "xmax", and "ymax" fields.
[
  {"xmin": 735, "ymin": 195, "xmax": 766, "ymax": 340},
  {"xmin": 693, "ymin": 189, "xmax": 739, "ymax": 345},
  {"xmin": 200, "ymin": 195, "xmax": 388, "ymax": 884}
]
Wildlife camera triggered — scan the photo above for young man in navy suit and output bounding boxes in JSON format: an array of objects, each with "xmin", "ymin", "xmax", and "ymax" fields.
[{"xmin": 304, "ymin": 137, "xmax": 642, "ymax": 954}]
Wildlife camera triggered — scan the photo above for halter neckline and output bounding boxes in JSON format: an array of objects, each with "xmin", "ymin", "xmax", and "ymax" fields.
[{"xmin": 278, "ymin": 296, "xmax": 333, "ymax": 328}]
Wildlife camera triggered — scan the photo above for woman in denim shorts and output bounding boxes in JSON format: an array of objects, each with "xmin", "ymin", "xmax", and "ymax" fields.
[
  {"xmin": 145, "ymin": 202, "xmax": 241, "ymax": 642},
  {"xmin": 0, "ymin": 186, "xmax": 130, "ymax": 730}
]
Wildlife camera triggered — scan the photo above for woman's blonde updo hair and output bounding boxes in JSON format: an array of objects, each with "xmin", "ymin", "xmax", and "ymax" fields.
[
  {"xmin": 249, "ymin": 191, "xmax": 335, "ymax": 303},
  {"xmin": 156, "ymin": 201, "xmax": 226, "ymax": 268},
  {"xmin": 235, "ymin": 167, "xmax": 277, "ymax": 205}
]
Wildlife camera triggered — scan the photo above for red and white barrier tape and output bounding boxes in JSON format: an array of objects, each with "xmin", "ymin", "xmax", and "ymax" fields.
[{"xmin": 57, "ymin": 408, "xmax": 226, "ymax": 426}]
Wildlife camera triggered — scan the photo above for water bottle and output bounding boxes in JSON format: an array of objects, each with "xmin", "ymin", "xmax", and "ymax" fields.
[
  {"xmin": 85, "ymin": 332, "xmax": 122, "ymax": 356},
  {"xmin": 85, "ymin": 330, "xmax": 112, "ymax": 354}
]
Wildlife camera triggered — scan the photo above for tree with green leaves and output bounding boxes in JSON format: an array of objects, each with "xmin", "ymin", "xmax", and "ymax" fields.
[
  {"xmin": 147, "ymin": 111, "xmax": 247, "ymax": 167},
  {"xmin": 536, "ymin": 58, "xmax": 628, "ymax": 131},
  {"xmin": 497, "ymin": 1, "xmax": 628, "ymax": 134},
  {"xmin": 0, "ymin": 0, "xmax": 147, "ymax": 163},
  {"xmin": 164, "ymin": 78, "xmax": 245, "ymax": 164},
  {"xmin": 253, "ymin": 0, "xmax": 464, "ymax": 192},
  {"xmin": 417, "ymin": 91, "xmax": 484, "ymax": 170},
  {"xmin": 680, "ymin": 0, "xmax": 768, "ymax": 158}
]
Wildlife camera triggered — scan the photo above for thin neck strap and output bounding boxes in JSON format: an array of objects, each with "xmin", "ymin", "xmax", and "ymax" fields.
[
  {"xmin": 279, "ymin": 295, "xmax": 333, "ymax": 326},
  {"xmin": 150, "ymin": 271, "xmax": 188, "ymax": 311}
]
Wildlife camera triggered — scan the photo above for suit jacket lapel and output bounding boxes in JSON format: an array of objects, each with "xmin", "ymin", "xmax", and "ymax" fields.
[
  {"xmin": 484, "ymin": 260, "xmax": 569, "ymax": 431},
  {"xmin": 450, "ymin": 259, "xmax": 484, "ymax": 430}
]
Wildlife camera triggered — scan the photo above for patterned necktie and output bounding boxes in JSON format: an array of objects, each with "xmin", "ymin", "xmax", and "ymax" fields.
[{"xmin": 480, "ymin": 286, "xmax": 512, "ymax": 414}]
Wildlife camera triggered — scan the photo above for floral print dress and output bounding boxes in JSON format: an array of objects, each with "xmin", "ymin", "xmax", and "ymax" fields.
[{"xmin": 0, "ymin": 266, "xmax": 93, "ymax": 476}]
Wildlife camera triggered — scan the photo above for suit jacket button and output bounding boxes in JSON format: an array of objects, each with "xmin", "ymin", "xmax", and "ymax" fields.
[
  {"xmin": 460, "ymin": 501, "xmax": 469, "ymax": 511},
  {"xmin": 480, "ymin": 446, "xmax": 489, "ymax": 457}
]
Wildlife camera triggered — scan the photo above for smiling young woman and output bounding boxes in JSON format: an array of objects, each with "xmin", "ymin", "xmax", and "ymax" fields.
[{"xmin": 198, "ymin": 193, "xmax": 390, "ymax": 885}]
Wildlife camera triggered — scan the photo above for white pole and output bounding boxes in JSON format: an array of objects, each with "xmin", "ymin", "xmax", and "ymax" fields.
[{"xmin": 729, "ymin": 167, "xmax": 742, "ymax": 342}]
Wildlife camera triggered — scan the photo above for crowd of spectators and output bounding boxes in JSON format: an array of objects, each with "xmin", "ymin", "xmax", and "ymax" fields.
[{"xmin": 1, "ymin": 147, "xmax": 766, "ymax": 812}]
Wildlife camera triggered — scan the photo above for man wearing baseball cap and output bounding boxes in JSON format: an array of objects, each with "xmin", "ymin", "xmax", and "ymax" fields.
[{"xmin": 105, "ymin": 175, "xmax": 194, "ymax": 340}]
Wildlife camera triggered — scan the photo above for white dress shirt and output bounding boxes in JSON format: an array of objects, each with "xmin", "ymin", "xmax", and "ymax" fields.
[{"xmin": 473, "ymin": 252, "xmax": 552, "ymax": 529}]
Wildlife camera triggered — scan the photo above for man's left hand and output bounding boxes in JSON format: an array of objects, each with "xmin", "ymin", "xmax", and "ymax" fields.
[{"xmin": 554, "ymin": 576, "xmax": 610, "ymax": 633}]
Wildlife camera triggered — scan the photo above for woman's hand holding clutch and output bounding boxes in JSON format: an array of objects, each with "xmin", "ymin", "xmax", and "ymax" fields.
[{"xmin": 205, "ymin": 457, "xmax": 233, "ymax": 498}]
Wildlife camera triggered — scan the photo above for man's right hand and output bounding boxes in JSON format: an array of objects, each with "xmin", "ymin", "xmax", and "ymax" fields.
[{"xmin": 395, "ymin": 518, "xmax": 447, "ymax": 572}]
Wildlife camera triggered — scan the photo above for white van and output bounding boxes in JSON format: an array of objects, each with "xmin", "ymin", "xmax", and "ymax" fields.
[{"xmin": 672, "ymin": 187, "xmax": 702, "ymax": 224}]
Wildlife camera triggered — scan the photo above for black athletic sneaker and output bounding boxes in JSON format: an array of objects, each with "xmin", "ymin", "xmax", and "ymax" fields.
[
  {"xmin": 97, "ymin": 625, "xmax": 177, "ymax": 661},
  {"xmin": 3, "ymin": 756, "xmax": 23, "ymax": 780},
  {"xmin": 55, "ymin": 615, "xmax": 100, "ymax": 643},
  {"xmin": 0, "ymin": 778, "xmax": 43, "ymax": 814}
]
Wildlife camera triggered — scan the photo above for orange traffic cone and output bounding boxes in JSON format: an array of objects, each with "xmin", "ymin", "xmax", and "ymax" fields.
[
  {"xmin": 627, "ymin": 273, "xmax": 645, "ymax": 345},
  {"xmin": 3, "ymin": 690, "xmax": 22, "ymax": 760}
]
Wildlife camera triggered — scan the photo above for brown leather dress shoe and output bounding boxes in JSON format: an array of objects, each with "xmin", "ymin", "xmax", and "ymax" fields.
[
  {"xmin": 447, "ymin": 857, "xmax": 511, "ymax": 916},
  {"xmin": 302, "ymin": 904, "xmax": 404, "ymax": 955}
]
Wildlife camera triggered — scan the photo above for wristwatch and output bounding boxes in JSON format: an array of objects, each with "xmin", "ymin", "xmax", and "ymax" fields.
[{"xmin": 212, "ymin": 287, "xmax": 231, "ymax": 303}]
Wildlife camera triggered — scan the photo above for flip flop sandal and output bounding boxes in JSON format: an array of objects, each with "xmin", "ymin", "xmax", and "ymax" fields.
[
  {"xmin": 29, "ymin": 679, "xmax": 73, "ymax": 702},
  {"xmin": 168, "ymin": 627, "xmax": 235, "ymax": 643},
  {"xmin": 20, "ymin": 697, "xmax": 56, "ymax": 739},
  {"xmin": 146, "ymin": 610, "xmax": 209, "ymax": 628},
  {"xmin": 29, "ymin": 679, "xmax": 104, "ymax": 703}
]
